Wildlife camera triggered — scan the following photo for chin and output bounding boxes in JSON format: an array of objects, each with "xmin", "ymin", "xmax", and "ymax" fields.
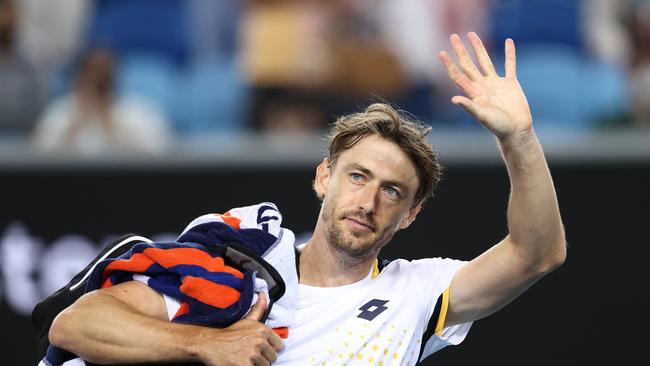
[
  {"xmin": 332, "ymin": 233, "xmax": 379, "ymax": 259},
  {"xmin": 335, "ymin": 245, "xmax": 375, "ymax": 260},
  {"xmin": 325, "ymin": 217, "xmax": 386, "ymax": 259}
]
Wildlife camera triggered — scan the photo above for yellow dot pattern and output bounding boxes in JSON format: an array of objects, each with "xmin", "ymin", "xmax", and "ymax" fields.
[{"xmin": 302, "ymin": 320, "xmax": 420, "ymax": 365}]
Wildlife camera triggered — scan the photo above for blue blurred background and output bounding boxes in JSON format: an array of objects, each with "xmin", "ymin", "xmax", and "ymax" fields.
[{"xmin": 1, "ymin": 0, "xmax": 648, "ymax": 148}]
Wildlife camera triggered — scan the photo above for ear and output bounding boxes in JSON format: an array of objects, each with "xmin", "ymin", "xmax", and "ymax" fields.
[
  {"xmin": 314, "ymin": 158, "xmax": 332, "ymax": 199},
  {"xmin": 399, "ymin": 202, "xmax": 422, "ymax": 229}
]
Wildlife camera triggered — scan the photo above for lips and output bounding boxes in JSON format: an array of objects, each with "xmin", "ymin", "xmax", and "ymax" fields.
[{"xmin": 345, "ymin": 217, "xmax": 375, "ymax": 232}]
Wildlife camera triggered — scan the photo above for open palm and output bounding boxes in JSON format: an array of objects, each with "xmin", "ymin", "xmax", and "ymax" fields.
[{"xmin": 440, "ymin": 32, "xmax": 532, "ymax": 139}]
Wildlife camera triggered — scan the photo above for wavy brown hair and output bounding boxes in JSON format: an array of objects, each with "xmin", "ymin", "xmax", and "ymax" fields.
[{"xmin": 325, "ymin": 103, "xmax": 442, "ymax": 205}]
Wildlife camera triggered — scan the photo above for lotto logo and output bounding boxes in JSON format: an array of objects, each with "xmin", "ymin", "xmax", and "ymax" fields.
[{"xmin": 357, "ymin": 299, "xmax": 389, "ymax": 321}]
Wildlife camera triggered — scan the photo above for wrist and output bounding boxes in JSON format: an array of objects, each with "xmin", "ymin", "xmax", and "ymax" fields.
[
  {"xmin": 182, "ymin": 326, "xmax": 212, "ymax": 362},
  {"xmin": 497, "ymin": 128, "xmax": 537, "ymax": 151}
]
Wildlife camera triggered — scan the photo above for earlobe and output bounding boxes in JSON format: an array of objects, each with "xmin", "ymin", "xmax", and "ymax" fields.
[
  {"xmin": 399, "ymin": 202, "xmax": 422, "ymax": 229},
  {"xmin": 314, "ymin": 159, "xmax": 331, "ymax": 198},
  {"xmin": 399, "ymin": 217, "xmax": 413, "ymax": 230}
]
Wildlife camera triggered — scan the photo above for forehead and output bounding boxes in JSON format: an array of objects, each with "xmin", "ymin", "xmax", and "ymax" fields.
[{"xmin": 334, "ymin": 134, "xmax": 420, "ymax": 188}]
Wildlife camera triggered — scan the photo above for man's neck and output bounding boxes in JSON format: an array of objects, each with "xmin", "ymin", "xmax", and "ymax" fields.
[{"xmin": 298, "ymin": 231, "xmax": 377, "ymax": 287}]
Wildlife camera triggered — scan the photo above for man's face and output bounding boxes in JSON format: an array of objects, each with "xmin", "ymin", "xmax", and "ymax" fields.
[{"xmin": 314, "ymin": 134, "xmax": 422, "ymax": 260}]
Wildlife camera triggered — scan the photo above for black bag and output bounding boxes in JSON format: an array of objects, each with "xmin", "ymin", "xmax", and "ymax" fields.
[
  {"xmin": 31, "ymin": 231, "xmax": 286, "ymax": 366},
  {"xmin": 31, "ymin": 234, "xmax": 152, "ymax": 361}
]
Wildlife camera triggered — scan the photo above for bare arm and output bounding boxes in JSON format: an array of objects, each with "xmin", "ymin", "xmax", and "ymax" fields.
[
  {"xmin": 438, "ymin": 33, "xmax": 566, "ymax": 326},
  {"xmin": 49, "ymin": 280, "xmax": 284, "ymax": 365}
]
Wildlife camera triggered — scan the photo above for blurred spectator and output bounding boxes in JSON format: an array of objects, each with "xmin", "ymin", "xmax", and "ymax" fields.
[
  {"xmin": 583, "ymin": 0, "xmax": 630, "ymax": 66},
  {"xmin": 326, "ymin": 0, "xmax": 407, "ymax": 101},
  {"xmin": 626, "ymin": 0, "xmax": 650, "ymax": 125},
  {"xmin": 582, "ymin": 0, "xmax": 649, "ymax": 127},
  {"xmin": 31, "ymin": 47, "xmax": 172, "ymax": 156},
  {"xmin": 240, "ymin": 0, "xmax": 493, "ymax": 132},
  {"xmin": 14, "ymin": 0, "xmax": 90, "ymax": 95},
  {"xmin": 249, "ymin": 87, "xmax": 326, "ymax": 133},
  {"xmin": 240, "ymin": 0, "xmax": 333, "ymax": 133},
  {"xmin": 369, "ymin": 0, "xmax": 492, "ymax": 124},
  {"xmin": 0, "ymin": 0, "xmax": 42, "ymax": 136}
]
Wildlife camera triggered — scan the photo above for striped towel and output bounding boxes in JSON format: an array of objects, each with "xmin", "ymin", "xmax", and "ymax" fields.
[{"xmin": 43, "ymin": 202, "xmax": 297, "ymax": 366}]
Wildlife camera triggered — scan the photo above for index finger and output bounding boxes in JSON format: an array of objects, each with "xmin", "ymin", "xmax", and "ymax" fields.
[
  {"xmin": 450, "ymin": 33, "xmax": 483, "ymax": 81},
  {"xmin": 268, "ymin": 329, "xmax": 285, "ymax": 352},
  {"xmin": 439, "ymin": 50, "xmax": 479, "ymax": 98},
  {"xmin": 259, "ymin": 343, "xmax": 278, "ymax": 364}
]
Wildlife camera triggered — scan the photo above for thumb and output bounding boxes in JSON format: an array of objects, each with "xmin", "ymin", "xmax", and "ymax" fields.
[
  {"xmin": 452, "ymin": 95, "xmax": 494, "ymax": 126},
  {"xmin": 451, "ymin": 95, "xmax": 479, "ymax": 117},
  {"xmin": 245, "ymin": 292, "xmax": 268, "ymax": 322}
]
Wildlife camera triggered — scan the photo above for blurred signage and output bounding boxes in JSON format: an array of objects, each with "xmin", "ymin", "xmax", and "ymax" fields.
[{"xmin": 0, "ymin": 222, "xmax": 176, "ymax": 316}]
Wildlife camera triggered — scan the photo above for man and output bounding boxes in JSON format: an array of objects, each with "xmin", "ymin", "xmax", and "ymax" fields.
[
  {"xmin": 31, "ymin": 46, "xmax": 171, "ymax": 156},
  {"xmin": 48, "ymin": 33, "xmax": 566, "ymax": 365},
  {"xmin": 0, "ymin": 0, "xmax": 42, "ymax": 136}
]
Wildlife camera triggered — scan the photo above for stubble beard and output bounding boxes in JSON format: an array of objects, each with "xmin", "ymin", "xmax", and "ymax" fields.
[{"xmin": 322, "ymin": 198, "xmax": 390, "ymax": 261}]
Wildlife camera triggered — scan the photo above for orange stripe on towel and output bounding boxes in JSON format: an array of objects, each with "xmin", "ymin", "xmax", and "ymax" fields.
[
  {"xmin": 180, "ymin": 276, "xmax": 241, "ymax": 309},
  {"xmin": 272, "ymin": 327, "xmax": 289, "ymax": 339},
  {"xmin": 101, "ymin": 278, "xmax": 114, "ymax": 289},
  {"xmin": 101, "ymin": 252, "xmax": 156, "ymax": 287},
  {"xmin": 174, "ymin": 301, "xmax": 190, "ymax": 318},
  {"xmin": 104, "ymin": 252, "xmax": 155, "ymax": 273},
  {"xmin": 142, "ymin": 248, "xmax": 244, "ymax": 279},
  {"xmin": 220, "ymin": 211, "xmax": 241, "ymax": 230}
]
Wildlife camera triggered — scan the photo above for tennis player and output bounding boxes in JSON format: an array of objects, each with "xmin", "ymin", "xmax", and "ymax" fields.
[{"xmin": 49, "ymin": 32, "xmax": 566, "ymax": 366}]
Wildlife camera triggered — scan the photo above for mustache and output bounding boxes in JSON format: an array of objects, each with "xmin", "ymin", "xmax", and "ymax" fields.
[{"xmin": 340, "ymin": 209, "xmax": 377, "ymax": 230}]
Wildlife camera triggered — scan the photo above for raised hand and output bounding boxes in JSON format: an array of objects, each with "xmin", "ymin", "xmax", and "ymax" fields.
[{"xmin": 440, "ymin": 32, "xmax": 532, "ymax": 140}]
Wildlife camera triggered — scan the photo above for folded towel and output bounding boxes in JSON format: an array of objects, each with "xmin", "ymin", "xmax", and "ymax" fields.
[
  {"xmin": 43, "ymin": 202, "xmax": 297, "ymax": 366},
  {"xmin": 180, "ymin": 202, "xmax": 297, "ymax": 330}
]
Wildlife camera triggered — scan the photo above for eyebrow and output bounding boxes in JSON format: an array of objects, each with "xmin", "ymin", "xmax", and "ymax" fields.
[{"xmin": 348, "ymin": 163, "xmax": 409, "ymax": 192}]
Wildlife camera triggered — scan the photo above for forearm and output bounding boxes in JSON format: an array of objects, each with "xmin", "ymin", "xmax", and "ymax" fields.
[
  {"xmin": 49, "ymin": 290, "xmax": 204, "ymax": 364},
  {"xmin": 498, "ymin": 128, "xmax": 566, "ymax": 270}
]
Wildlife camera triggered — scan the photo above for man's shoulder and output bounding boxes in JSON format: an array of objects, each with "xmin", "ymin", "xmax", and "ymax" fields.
[
  {"xmin": 374, "ymin": 257, "xmax": 468, "ymax": 291},
  {"xmin": 378, "ymin": 257, "xmax": 467, "ymax": 274}
]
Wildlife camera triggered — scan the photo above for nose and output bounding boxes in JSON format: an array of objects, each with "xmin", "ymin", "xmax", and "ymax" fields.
[{"xmin": 357, "ymin": 183, "xmax": 380, "ymax": 215}]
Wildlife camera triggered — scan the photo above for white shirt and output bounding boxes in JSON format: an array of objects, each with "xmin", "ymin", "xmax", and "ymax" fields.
[{"xmin": 162, "ymin": 256, "xmax": 471, "ymax": 365}]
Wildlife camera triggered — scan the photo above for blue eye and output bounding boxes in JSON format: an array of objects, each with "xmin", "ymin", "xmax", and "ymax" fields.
[
  {"xmin": 351, "ymin": 173, "xmax": 363, "ymax": 182},
  {"xmin": 385, "ymin": 187, "xmax": 400, "ymax": 198}
]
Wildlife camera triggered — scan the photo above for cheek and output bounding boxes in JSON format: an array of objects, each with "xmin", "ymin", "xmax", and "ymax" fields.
[
  {"xmin": 384, "ymin": 219, "xmax": 401, "ymax": 236},
  {"xmin": 380, "ymin": 210, "xmax": 408, "ymax": 233},
  {"xmin": 324, "ymin": 179, "xmax": 349, "ymax": 209},
  {"xmin": 321, "ymin": 187, "xmax": 339, "ymax": 220}
]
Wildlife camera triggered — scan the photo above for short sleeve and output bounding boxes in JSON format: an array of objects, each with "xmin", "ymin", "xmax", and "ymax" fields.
[
  {"xmin": 132, "ymin": 274, "xmax": 181, "ymax": 321},
  {"xmin": 404, "ymin": 258, "xmax": 473, "ymax": 359}
]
